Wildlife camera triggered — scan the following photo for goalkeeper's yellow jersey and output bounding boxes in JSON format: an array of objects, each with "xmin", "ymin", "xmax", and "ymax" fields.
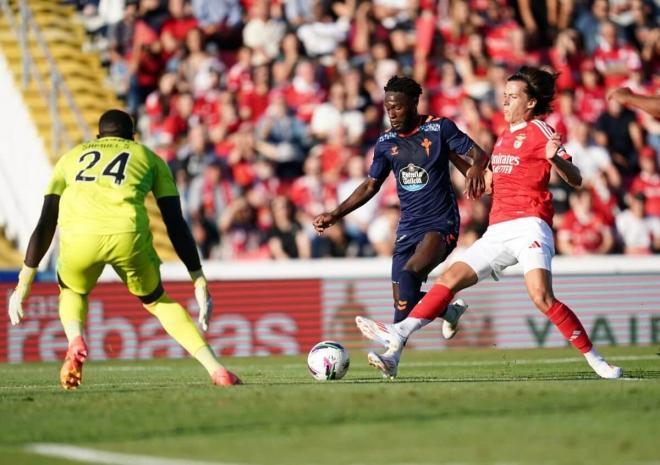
[{"xmin": 45, "ymin": 136, "xmax": 179, "ymax": 234}]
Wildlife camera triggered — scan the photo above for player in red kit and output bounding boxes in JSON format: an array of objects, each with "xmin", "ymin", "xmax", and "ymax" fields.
[{"xmin": 355, "ymin": 66, "xmax": 623, "ymax": 380}]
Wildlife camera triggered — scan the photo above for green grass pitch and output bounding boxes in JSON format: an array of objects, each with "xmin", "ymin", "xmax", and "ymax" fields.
[{"xmin": 1, "ymin": 346, "xmax": 659, "ymax": 465}]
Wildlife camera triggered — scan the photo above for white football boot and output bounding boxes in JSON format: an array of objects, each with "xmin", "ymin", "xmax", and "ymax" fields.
[
  {"xmin": 367, "ymin": 350, "xmax": 400, "ymax": 379},
  {"xmin": 441, "ymin": 298, "xmax": 468, "ymax": 339},
  {"xmin": 355, "ymin": 316, "xmax": 406, "ymax": 352},
  {"xmin": 584, "ymin": 350, "xmax": 623, "ymax": 379}
]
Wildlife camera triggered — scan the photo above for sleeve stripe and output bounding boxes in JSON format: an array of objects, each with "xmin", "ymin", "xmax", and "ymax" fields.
[
  {"xmin": 532, "ymin": 120, "xmax": 569, "ymax": 157},
  {"xmin": 531, "ymin": 119, "xmax": 555, "ymax": 140}
]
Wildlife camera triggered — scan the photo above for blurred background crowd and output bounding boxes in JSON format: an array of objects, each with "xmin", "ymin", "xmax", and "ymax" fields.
[{"xmin": 65, "ymin": 0, "xmax": 660, "ymax": 260}]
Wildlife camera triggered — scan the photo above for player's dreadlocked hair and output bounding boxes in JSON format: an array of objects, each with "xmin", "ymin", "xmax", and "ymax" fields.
[
  {"xmin": 384, "ymin": 76, "xmax": 423, "ymax": 100},
  {"xmin": 507, "ymin": 66, "xmax": 558, "ymax": 117}
]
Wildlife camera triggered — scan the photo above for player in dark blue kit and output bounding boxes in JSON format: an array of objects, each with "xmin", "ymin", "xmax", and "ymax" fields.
[{"xmin": 313, "ymin": 76, "xmax": 488, "ymax": 375}]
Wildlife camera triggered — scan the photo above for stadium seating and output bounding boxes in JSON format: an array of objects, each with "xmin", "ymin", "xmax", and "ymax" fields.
[
  {"xmin": 0, "ymin": 0, "xmax": 177, "ymax": 262},
  {"xmin": 0, "ymin": 227, "xmax": 21, "ymax": 267}
]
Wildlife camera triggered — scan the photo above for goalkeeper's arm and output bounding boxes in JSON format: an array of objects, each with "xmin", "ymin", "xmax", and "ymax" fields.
[
  {"xmin": 8, "ymin": 194, "xmax": 59, "ymax": 325},
  {"xmin": 156, "ymin": 195, "xmax": 202, "ymax": 273},
  {"xmin": 157, "ymin": 196, "xmax": 212, "ymax": 330},
  {"xmin": 25, "ymin": 194, "xmax": 60, "ymax": 267}
]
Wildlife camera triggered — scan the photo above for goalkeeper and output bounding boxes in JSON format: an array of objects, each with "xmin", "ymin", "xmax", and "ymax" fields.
[{"xmin": 7, "ymin": 109, "xmax": 241, "ymax": 389}]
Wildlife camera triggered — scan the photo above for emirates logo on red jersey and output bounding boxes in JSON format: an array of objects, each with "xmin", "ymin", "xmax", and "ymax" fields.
[{"xmin": 491, "ymin": 154, "xmax": 520, "ymax": 174}]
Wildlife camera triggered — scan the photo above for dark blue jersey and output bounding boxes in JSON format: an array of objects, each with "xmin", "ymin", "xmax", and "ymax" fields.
[{"xmin": 368, "ymin": 115, "xmax": 475, "ymax": 235}]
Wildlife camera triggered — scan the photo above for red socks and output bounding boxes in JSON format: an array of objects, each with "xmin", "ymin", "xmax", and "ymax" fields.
[
  {"xmin": 409, "ymin": 289, "xmax": 592, "ymax": 355},
  {"xmin": 410, "ymin": 284, "xmax": 454, "ymax": 320},
  {"xmin": 546, "ymin": 300, "xmax": 593, "ymax": 353}
]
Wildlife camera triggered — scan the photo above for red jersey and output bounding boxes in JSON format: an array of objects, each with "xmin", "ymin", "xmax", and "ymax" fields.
[
  {"xmin": 160, "ymin": 17, "xmax": 197, "ymax": 42},
  {"xmin": 630, "ymin": 172, "xmax": 660, "ymax": 217},
  {"xmin": 557, "ymin": 211, "xmax": 609, "ymax": 254},
  {"xmin": 593, "ymin": 44, "xmax": 642, "ymax": 88},
  {"xmin": 575, "ymin": 85, "xmax": 606, "ymax": 124},
  {"xmin": 490, "ymin": 120, "xmax": 570, "ymax": 227},
  {"xmin": 237, "ymin": 84, "xmax": 270, "ymax": 122},
  {"xmin": 485, "ymin": 21, "xmax": 520, "ymax": 63}
]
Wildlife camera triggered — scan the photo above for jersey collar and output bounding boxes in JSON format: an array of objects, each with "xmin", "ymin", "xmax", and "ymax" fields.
[
  {"xmin": 509, "ymin": 121, "xmax": 528, "ymax": 133},
  {"xmin": 397, "ymin": 115, "xmax": 432, "ymax": 137}
]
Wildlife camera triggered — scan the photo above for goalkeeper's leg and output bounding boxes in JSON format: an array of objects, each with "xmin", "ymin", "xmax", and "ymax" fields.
[
  {"xmin": 59, "ymin": 288, "xmax": 89, "ymax": 390},
  {"xmin": 143, "ymin": 293, "xmax": 241, "ymax": 386}
]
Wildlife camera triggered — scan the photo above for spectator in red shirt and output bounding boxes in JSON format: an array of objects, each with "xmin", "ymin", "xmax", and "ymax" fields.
[
  {"xmin": 544, "ymin": 89, "xmax": 574, "ymax": 138},
  {"xmin": 143, "ymin": 71, "xmax": 178, "ymax": 135},
  {"xmin": 284, "ymin": 60, "xmax": 325, "ymax": 123},
  {"xmin": 237, "ymin": 64, "xmax": 271, "ymax": 122},
  {"xmin": 428, "ymin": 61, "xmax": 465, "ymax": 120},
  {"xmin": 188, "ymin": 159, "xmax": 235, "ymax": 258},
  {"xmin": 483, "ymin": 3, "xmax": 521, "ymax": 64},
  {"xmin": 557, "ymin": 189, "xmax": 614, "ymax": 255},
  {"xmin": 630, "ymin": 146, "xmax": 660, "ymax": 217},
  {"xmin": 575, "ymin": 59, "xmax": 607, "ymax": 124},
  {"xmin": 593, "ymin": 21, "xmax": 642, "ymax": 88},
  {"xmin": 549, "ymin": 29, "xmax": 583, "ymax": 91},
  {"xmin": 160, "ymin": 0, "xmax": 198, "ymax": 62},
  {"xmin": 289, "ymin": 153, "xmax": 337, "ymax": 227},
  {"xmin": 127, "ymin": 0, "xmax": 167, "ymax": 113}
]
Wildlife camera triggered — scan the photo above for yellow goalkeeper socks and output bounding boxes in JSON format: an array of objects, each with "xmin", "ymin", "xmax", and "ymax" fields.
[
  {"xmin": 143, "ymin": 293, "xmax": 210, "ymax": 359},
  {"xmin": 193, "ymin": 346, "xmax": 223, "ymax": 376},
  {"xmin": 59, "ymin": 288, "xmax": 87, "ymax": 341}
]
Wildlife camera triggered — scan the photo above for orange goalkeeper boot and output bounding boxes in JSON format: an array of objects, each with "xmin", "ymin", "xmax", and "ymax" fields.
[
  {"xmin": 60, "ymin": 336, "xmax": 88, "ymax": 390},
  {"xmin": 211, "ymin": 367, "xmax": 243, "ymax": 387}
]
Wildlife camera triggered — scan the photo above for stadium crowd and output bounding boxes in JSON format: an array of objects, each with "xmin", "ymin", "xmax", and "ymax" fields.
[{"xmin": 68, "ymin": 0, "xmax": 660, "ymax": 260}]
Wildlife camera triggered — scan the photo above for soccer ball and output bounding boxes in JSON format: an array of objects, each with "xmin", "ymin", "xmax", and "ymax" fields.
[{"xmin": 307, "ymin": 341, "xmax": 350, "ymax": 381}]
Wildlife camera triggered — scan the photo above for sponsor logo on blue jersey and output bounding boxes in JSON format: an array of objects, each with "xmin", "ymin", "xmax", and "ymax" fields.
[{"xmin": 398, "ymin": 163, "xmax": 428, "ymax": 191}]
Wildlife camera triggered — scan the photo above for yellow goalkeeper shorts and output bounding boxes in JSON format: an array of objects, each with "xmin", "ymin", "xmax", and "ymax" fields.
[{"xmin": 57, "ymin": 230, "xmax": 161, "ymax": 297}]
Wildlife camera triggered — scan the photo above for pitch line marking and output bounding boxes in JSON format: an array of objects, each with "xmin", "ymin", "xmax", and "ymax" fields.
[
  {"xmin": 25, "ymin": 448, "xmax": 660, "ymax": 465},
  {"xmin": 27, "ymin": 443, "xmax": 245, "ymax": 465}
]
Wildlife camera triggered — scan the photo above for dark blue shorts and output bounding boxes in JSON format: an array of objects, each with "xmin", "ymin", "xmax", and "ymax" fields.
[{"xmin": 391, "ymin": 229, "xmax": 457, "ymax": 283}]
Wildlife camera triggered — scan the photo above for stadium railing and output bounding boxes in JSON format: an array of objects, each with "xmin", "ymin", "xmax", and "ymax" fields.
[{"xmin": 0, "ymin": 0, "xmax": 91, "ymax": 156}]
